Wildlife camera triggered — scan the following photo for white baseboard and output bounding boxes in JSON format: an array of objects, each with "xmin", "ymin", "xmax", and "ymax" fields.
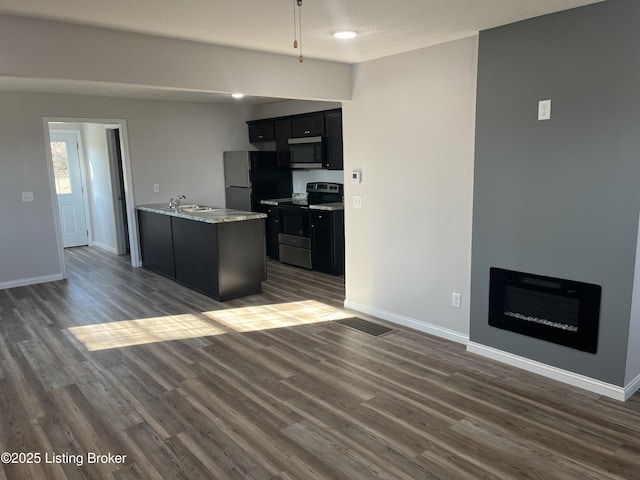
[
  {"xmin": 0, "ymin": 274, "xmax": 65, "ymax": 290},
  {"xmin": 625, "ymin": 373, "xmax": 640, "ymax": 401},
  {"xmin": 467, "ymin": 342, "xmax": 629, "ymax": 401},
  {"xmin": 92, "ymin": 242, "xmax": 118, "ymax": 254},
  {"xmin": 342, "ymin": 299, "xmax": 637, "ymax": 402},
  {"xmin": 343, "ymin": 300, "xmax": 469, "ymax": 345}
]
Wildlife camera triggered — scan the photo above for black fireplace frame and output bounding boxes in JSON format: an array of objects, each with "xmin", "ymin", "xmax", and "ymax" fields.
[{"xmin": 488, "ymin": 268, "xmax": 601, "ymax": 354}]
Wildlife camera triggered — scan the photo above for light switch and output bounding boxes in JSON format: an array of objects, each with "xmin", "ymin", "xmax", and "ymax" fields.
[
  {"xmin": 22, "ymin": 191, "xmax": 34, "ymax": 202},
  {"xmin": 538, "ymin": 99, "xmax": 551, "ymax": 121},
  {"xmin": 153, "ymin": 184, "xmax": 160, "ymax": 193}
]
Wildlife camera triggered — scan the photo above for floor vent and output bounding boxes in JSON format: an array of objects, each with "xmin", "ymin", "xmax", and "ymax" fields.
[{"xmin": 336, "ymin": 317, "xmax": 394, "ymax": 337}]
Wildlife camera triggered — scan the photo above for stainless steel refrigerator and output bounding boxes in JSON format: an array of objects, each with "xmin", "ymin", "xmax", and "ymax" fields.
[{"xmin": 224, "ymin": 151, "xmax": 292, "ymax": 211}]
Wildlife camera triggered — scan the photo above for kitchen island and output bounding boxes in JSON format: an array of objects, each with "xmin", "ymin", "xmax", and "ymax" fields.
[{"xmin": 136, "ymin": 204, "xmax": 267, "ymax": 301}]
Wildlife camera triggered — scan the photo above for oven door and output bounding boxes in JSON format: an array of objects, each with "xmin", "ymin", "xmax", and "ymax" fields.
[
  {"xmin": 278, "ymin": 205, "xmax": 312, "ymax": 269},
  {"xmin": 279, "ymin": 205, "xmax": 309, "ymax": 237}
]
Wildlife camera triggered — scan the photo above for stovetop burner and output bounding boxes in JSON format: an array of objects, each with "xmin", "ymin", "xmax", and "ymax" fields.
[
  {"xmin": 306, "ymin": 182, "xmax": 343, "ymax": 205},
  {"xmin": 278, "ymin": 182, "xmax": 343, "ymax": 210}
]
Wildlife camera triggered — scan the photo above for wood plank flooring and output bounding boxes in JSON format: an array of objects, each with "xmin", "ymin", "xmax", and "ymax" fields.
[{"xmin": 1, "ymin": 246, "xmax": 639, "ymax": 479}]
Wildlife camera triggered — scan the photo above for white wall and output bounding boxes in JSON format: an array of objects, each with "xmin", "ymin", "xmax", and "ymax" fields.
[
  {"xmin": 0, "ymin": 15, "xmax": 352, "ymax": 102},
  {"xmin": 342, "ymin": 36, "xmax": 478, "ymax": 339},
  {"xmin": 0, "ymin": 91, "xmax": 253, "ymax": 287},
  {"xmin": 83, "ymin": 123, "xmax": 118, "ymax": 253},
  {"xmin": 123, "ymin": 100, "xmax": 253, "ymax": 208},
  {"xmin": 0, "ymin": 97, "xmax": 62, "ymax": 287}
]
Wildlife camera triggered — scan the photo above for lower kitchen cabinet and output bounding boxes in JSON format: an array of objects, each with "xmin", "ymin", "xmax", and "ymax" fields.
[
  {"xmin": 171, "ymin": 216, "xmax": 219, "ymax": 298},
  {"xmin": 137, "ymin": 210, "xmax": 175, "ymax": 279},
  {"xmin": 264, "ymin": 206, "xmax": 281, "ymax": 260},
  {"xmin": 137, "ymin": 209, "xmax": 266, "ymax": 301},
  {"xmin": 172, "ymin": 216, "xmax": 266, "ymax": 300},
  {"xmin": 310, "ymin": 210, "xmax": 344, "ymax": 275}
]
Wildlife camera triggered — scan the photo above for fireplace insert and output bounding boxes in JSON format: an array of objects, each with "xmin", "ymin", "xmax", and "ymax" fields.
[{"xmin": 488, "ymin": 268, "xmax": 601, "ymax": 353}]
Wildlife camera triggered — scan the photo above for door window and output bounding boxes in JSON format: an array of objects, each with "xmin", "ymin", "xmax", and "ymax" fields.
[{"xmin": 51, "ymin": 141, "xmax": 72, "ymax": 194}]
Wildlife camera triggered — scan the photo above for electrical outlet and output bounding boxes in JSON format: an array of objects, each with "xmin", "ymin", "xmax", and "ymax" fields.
[
  {"xmin": 153, "ymin": 184, "xmax": 160, "ymax": 193},
  {"xmin": 353, "ymin": 195, "xmax": 363, "ymax": 209},
  {"xmin": 22, "ymin": 191, "xmax": 34, "ymax": 202},
  {"xmin": 452, "ymin": 292, "xmax": 461, "ymax": 309}
]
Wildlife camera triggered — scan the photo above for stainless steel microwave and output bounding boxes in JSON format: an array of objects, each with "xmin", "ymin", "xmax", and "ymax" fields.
[{"xmin": 288, "ymin": 136, "xmax": 325, "ymax": 169}]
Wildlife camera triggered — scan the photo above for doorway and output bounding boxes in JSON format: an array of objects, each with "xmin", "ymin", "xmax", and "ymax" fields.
[{"xmin": 45, "ymin": 118, "xmax": 140, "ymax": 277}]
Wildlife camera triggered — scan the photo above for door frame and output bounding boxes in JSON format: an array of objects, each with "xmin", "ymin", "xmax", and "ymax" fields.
[
  {"xmin": 105, "ymin": 126, "xmax": 129, "ymax": 255},
  {"xmin": 49, "ymin": 128, "xmax": 92, "ymax": 248},
  {"xmin": 43, "ymin": 117, "xmax": 141, "ymax": 280}
]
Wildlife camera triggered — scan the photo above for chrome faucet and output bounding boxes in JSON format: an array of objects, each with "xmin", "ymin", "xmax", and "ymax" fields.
[{"xmin": 169, "ymin": 194, "xmax": 186, "ymax": 211}]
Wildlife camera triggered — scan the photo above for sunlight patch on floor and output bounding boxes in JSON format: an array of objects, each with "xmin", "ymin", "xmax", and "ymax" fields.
[
  {"xmin": 202, "ymin": 300, "xmax": 351, "ymax": 332},
  {"xmin": 68, "ymin": 300, "xmax": 350, "ymax": 351},
  {"xmin": 68, "ymin": 314, "xmax": 226, "ymax": 351}
]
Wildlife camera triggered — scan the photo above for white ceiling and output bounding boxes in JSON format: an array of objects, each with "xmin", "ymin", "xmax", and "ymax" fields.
[{"xmin": 0, "ymin": 0, "xmax": 604, "ymax": 102}]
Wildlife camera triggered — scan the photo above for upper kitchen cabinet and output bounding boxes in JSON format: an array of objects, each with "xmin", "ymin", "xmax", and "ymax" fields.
[
  {"xmin": 248, "ymin": 120, "xmax": 275, "ymax": 142},
  {"xmin": 274, "ymin": 119, "xmax": 292, "ymax": 168},
  {"xmin": 291, "ymin": 113, "xmax": 325, "ymax": 137},
  {"xmin": 247, "ymin": 108, "xmax": 343, "ymax": 170},
  {"xmin": 324, "ymin": 112, "xmax": 343, "ymax": 170}
]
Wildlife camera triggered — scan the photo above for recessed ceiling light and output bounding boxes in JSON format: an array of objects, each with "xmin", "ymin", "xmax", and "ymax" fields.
[
  {"xmin": 334, "ymin": 30, "xmax": 357, "ymax": 40},
  {"xmin": 231, "ymin": 93, "xmax": 244, "ymax": 99}
]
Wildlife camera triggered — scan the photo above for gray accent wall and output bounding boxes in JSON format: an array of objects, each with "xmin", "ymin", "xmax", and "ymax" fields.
[{"xmin": 471, "ymin": 0, "xmax": 640, "ymax": 386}]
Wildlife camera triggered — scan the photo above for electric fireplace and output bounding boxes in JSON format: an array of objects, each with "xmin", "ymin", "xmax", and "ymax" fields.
[{"xmin": 488, "ymin": 268, "xmax": 601, "ymax": 353}]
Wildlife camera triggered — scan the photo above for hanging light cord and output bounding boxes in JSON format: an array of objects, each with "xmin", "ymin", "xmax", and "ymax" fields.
[
  {"xmin": 292, "ymin": 0, "xmax": 303, "ymax": 63},
  {"xmin": 293, "ymin": 0, "xmax": 298, "ymax": 49},
  {"xmin": 298, "ymin": 0, "xmax": 303, "ymax": 62}
]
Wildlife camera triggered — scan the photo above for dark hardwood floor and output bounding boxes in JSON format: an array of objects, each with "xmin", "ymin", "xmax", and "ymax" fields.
[{"xmin": 1, "ymin": 246, "xmax": 639, "ymax": 479}]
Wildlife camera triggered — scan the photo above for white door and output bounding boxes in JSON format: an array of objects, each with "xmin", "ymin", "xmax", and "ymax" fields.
[{"xmin": 50, "ymin": 132, "xmax": 89, "ymax": 248}]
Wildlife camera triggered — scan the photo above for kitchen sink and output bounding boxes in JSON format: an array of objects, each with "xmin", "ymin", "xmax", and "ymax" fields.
[{"xmin": 180, "ymin": 205, "xmax": 221, "ymax": 213}]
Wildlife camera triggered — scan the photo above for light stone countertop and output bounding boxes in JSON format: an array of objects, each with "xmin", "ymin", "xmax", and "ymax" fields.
[
  {"xmin": 309, "ymin": 202, "xmax": 344, "ymax": 211},
  {"xmin": 260, "ymin": 198, "xmax": 292, "ymax": 206},
  {"xmin": 260, "ymin": 198, "xmax": 344, "ymax": 211},
  {"xmin": 136, "ymin": 204, "xmax": 267, "ymax": 224}
]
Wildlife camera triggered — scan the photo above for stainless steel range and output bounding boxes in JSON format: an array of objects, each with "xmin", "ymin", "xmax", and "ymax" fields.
[{"xmin": 278, "ymin": 182, "xmax": 343, "ymax": 269}]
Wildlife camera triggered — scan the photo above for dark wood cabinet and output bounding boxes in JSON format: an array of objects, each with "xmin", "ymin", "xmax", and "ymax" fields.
[
  {"xmin": 137, "ymin": 210, "xmax": 175, "ymax": 279},
  {"xmin": 171, "ymin": 216, "xmax": 219, "ymax": 298},
  {"xmin": 274, "ymin": 119, "xmax": 292, "ymax": 168},
  {"xmin": 216, "ymin": 220, "xmax": 267, "ymax": 294},
  {"xmin": 324, "ymin": 112, "xmax": 343, "ymax": 170},
  {"xmin": 247, "ymin": 108, "xmax": 342, "ymax": 170},
  {"xmin": 137, "ymin": 209, "xmax": 266, "ymax": 301},
  {"xmin": 310, "ymin": 209, "xmax": 344, "ymax": 275},
  {"xmin": 248, "ymin": 120, "xmax": 275, "ymax": 142},
  {"xmin": 291, "ymin": 114, "xmax": 325, "ymax": 137},
  {"xmin": 264, "ymin": 206, "xmax": 281, "ymax": 259}
]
